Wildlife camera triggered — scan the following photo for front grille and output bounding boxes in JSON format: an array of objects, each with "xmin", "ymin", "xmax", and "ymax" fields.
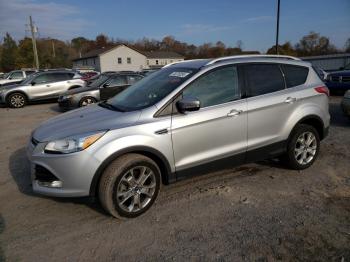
[
  {"xmin": 343, "ymin": 76, "xmax": 350, "ymax": 83},
  {"xmin": 31, "ymin": 137, "xmax": 39, "ymax": 146},
  {"xmin": 330, "ymin": 76, "xmax": 340, "ymax": 82}
]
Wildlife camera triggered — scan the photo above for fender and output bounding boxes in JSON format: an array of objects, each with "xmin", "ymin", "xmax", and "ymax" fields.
[{"xmin": 89, "ymin": 146, "xmax": 173, "ymax": 196}]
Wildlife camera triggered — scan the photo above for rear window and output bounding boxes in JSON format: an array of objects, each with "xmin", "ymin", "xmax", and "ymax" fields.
[
  {"xmin": 282, "ymin": 65, "xmax": 309, "ymax": 88},
  {"xmin": 243, "ymin": 64, "xmax": 285, "ymax": 97}
]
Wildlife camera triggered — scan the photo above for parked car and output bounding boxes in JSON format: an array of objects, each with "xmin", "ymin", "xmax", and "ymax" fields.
[
  {"xmin": 0, "ymin": 69, "xmax": 37, "ymax": 86},
  {"xmin": 58, "ymin": 72, "xmax": 143, "ymax": 109},
  {"xmin": 80, "ymin": 71, "xmax": 99, "ymax": 82},
  {"xmin": 325, "ymin": 63, "xmax": 350, "ymax": 94},
  {"xmin": 27, "ymin": 55, "xmax": 330, "ymax": 219},
  {"xmin": 0, "ymin": 71, "xmax": 85, "ymax": 108},
  {"xmin": 341, "ymin": 90, "xmax": 350, "ymax": 118}
]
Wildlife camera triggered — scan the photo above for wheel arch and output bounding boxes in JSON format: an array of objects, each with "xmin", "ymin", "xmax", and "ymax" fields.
[
  {"xmin": 5, "ymin": 90, "xmax": 29, "ymax": 104},
  {"xmin": 89, "ymin": 146, "xmax": 173, "ymax": 196},
  {"xmin": 289, "ymin": 115, "xmax": 326, "ymax": 141}
]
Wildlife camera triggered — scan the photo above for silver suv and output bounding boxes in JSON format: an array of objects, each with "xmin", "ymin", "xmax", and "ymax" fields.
[
  {"xmin": 0, "ymin": 71, "xmax": 85, "ymax": 108},
  {"xmin": 0, "ymin": 69, "xmax": 37, "ymax": 86},
  {"xmin": 27, "ymin": 55, "xmax": 330, "ymax": 219}
]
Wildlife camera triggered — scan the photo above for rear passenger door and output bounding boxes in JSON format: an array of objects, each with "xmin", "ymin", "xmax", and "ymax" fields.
[
  {"xmin": 100, "ymin": 75, "xmax": 128, "ymax": 100},
  {"xmin": 243, "ymin": 63, "xmax": 296, "ymax": 158},
  {"xmin": 46, "ymin": 72, "xmax": 74, "ymax": 97}
]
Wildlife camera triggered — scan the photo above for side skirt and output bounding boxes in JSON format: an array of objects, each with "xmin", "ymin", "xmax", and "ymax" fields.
[{"xmin": 175, "ymin": 140, "xmax": 287, "ymax": 182}]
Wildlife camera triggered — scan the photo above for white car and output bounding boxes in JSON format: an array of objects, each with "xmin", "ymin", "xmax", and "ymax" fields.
[{"xmin": 0, "ymin": 70, "xmax": 37, "ymax": 86}]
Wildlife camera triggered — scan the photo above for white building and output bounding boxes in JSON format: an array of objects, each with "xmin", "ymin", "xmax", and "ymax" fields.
[{"xmin": 72, "ymin": 44, "xmax": 184, "ymax": 72}]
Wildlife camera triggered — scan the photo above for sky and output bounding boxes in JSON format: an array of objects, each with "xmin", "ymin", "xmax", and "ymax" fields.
[{"xmin": 0, "ymin": 0, "xmax": 349, "ymax": 52}]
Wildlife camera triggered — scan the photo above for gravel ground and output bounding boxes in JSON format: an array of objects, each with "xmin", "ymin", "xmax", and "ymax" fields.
[{"xmin": 0, "ymin": 97, "xmax": 349, "ymax": 262}]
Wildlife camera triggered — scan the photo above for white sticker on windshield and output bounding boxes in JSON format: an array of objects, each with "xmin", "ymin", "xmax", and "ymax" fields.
[{"xmin": 169, "ymin": 72, "xmax": 191, "ymax": 78}]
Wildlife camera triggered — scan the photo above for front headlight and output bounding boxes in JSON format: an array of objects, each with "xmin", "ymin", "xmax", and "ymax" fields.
[
  {"xmin": 62, "ymin": 95, "xmax": 73, "ymax": 100},
  {"xmin": 44, "ymin": 131, "xmax": 107, "ymax": 154}
]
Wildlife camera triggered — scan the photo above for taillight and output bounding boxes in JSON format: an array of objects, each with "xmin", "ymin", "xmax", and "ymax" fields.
[{"xmin": 314, "ymin": 86, "xmax": 329, "ymax": 96}]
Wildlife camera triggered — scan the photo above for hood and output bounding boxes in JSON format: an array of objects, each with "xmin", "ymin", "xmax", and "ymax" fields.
[
  {"xmin": 32, "ymin": 104, "xmax": 141, "ymax": 142},
  {"xmin": 64, "ymin": 85, "xmax": 98, "ymax": 96},
  {"xmin": 328, "ymin": 70, "xmax": 350, "ymax": 77},
  {"xmin": 0, "ymin": 83, "xmax": 23, "ymax": 90}
]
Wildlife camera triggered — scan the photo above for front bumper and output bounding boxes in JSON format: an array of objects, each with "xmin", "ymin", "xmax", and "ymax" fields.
[
  {"xmin": 26, "ymin": 138, "xmax": 102, "ymax": 197},
  {"xmin": 57, "ymin": 96, "xmax": 79, "ymax": 109},
  {"xmin": 341, "ymin": 97, "xmax": 350, "ymax": 117}
]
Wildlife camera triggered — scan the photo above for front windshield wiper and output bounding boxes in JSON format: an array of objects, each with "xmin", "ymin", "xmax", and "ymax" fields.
[{"xmin": 98, "ymin": 101, "xmax": 125, "ymax": 112}]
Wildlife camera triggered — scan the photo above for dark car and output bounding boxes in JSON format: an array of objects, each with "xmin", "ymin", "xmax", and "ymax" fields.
[
  {"xmin": 325, "ymin": 63, "xmax": 350, "ymax": 94},
  {"xmin": 58, "ymin": 72, "xmax": 143, "ymax": 109}
]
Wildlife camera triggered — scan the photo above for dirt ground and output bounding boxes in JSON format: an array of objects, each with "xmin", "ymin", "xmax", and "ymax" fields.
[{"xmin": 0, "ymin": 97, "xmax": 349, "ymax": 261}]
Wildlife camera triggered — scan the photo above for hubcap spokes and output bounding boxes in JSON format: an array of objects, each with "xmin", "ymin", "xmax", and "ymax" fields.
[
  {"xmin": 294, "ymin": 132, "xmax": 317, "ymax": 165},
  {"xmin": 11, "ymin": 95, "xmax": 24, "ymax": 107},
  {"xmin": 82, "ymin": 98, "xmax": 94, "ymax": 106},
  {"xmin": 116, "ymin": 166, "xmax": 156, "ymax": 213}
]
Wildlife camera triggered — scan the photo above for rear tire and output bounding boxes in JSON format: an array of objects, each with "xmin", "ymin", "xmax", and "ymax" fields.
[
  {"xmin": 282, "ymin": 124, "xmax": 320, "ymax": 170},
  {"xmin": 98, "ymin": 154, "xmax": 161, "ymax": 219},
  {"xmin": 7, "ymin": 93, "xmax": 27, "ymax": 108}
]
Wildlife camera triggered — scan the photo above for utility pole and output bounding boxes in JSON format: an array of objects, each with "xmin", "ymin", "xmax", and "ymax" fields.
[
  {"xmin": 275, "ymin": 0, "xmax": 281, "ymax": 54},
  {"xmin": 29, "ymin": 16, "xmax": 39, "ymax": 69},
  {"xmin": 52, "ymin": 39, "xmax": 56, "ymax": 58}
]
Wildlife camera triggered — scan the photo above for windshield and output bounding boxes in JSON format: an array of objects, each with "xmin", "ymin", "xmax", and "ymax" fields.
[
  {"xmin": 3, "ymin": 73, "xmax": 10, "ymax": 79},
  {"xmin": 89, "ymin": 74, "xmax": 109, "ymax": 88},
  {"xmin": 106, "ymin": 67, "xmax": 198, "ymax": 111}
]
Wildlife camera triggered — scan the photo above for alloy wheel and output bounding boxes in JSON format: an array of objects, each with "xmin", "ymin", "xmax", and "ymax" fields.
[
  {"xmin": 81, "ymin": 97, "xmax": 95, "ymax": 106},
  {"xmin": 294, "ymin": 131, "xmax": 317, "ymax": 165},
  {"xmin": 115, "ymin": 166, "xmax": 157, "ymax": 213},
  {"xmin": 10, "ymin": 94, "xmax": 25, "ymax": 108}
]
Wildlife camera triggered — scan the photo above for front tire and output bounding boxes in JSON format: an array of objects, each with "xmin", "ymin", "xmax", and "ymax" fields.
[
  {"xmin": 98, "ymin": 154, "xmax": 161, "ymax": 219},
  {"xmin": 79, "ymin": 96, "xmax": 97, "ymax": 107},
  {"xmin": 283, "ymin": 124, "xmax": 320, "ymax": 170},
  {"xmin": 7, "ymin": 93, "xmax": 27, "ymax": 108}
]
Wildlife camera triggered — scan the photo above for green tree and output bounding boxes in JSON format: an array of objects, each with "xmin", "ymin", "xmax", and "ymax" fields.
[
  {"xmin": 266, "ymin": 41, "xmax": 297, "ymax": 56},
  {"xmin": 345, "ymin": 38, "xmax": 350, "ymax": 53},
  {"xmin": 295, "ymin": 31, "xmax": 337, "ymax": 56},
  {"xmin": 16, "ymin": 37, "xmax": 34, "ymax": 68},
  {"xmin": 0, "ymin": 33, "xmax": 18, "ymax": 72}
]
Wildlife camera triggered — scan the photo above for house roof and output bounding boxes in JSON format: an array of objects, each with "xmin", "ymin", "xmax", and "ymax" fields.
[
  {"xmin": 73, "ymin": 44, "xmax": 184, "ymax": 61},
  {"xmin": 142, "ymin": 51, "xmax": 184, "ymax": 59}
]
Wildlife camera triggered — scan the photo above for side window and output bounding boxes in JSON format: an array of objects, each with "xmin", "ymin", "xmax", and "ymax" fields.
[
  {"xmin": 118, "ymin": 58, "xmax": 122, "ymax": 64},
  {"xmin": 127, "ymin": 57, "xmax": 131, "ymax": 64},
  {"xmin": 49, "ymin": 73, "xmax": 69, "ymax": 82},
  {"xmin": 10, "ymin": 71, "xmax": 23, "ymax": 79},
  {"xmin": 183, "ymin": 66, "xmax": 240, "ymax": 108},
  {"xmin": 244, "ymin": 64, "xmax": 285, "ymax": 96},
  {"xmin": 282, "ymin": 65, "xmax": 309, "ymax": 88},
  {"xmin": 107, "ymin": 76, "xmax": 127, "ymax": 86},
  {"xmin": 127, "ymin": 75, "xmax": 143, "ymax": 85},
  {"xmin": 33, "ymin": 74, "xmax": 51, "ymax": 84}
]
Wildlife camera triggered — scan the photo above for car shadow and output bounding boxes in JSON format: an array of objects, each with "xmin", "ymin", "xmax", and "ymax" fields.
[
  {"xmin": 329, "ymin": 97, "xmax": 349, "ymax": 127},
  {"xmin": 8, "ymin": 147, "xmax": 109, "ymax": 217},
  {"xmin": 49, "ymin": 104, "xmax": 66, "ymax": 113}
]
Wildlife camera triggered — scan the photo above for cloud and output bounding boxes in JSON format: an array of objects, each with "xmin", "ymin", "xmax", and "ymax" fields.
[
  {"xmin": 0, "ymin": 0, "xmax": 90, "ymax": 40},
  {"xmin": 243, "ymin": 16, "xmax": 274, "ymax": 23},
  {"xmin": 179, "ymin": 24, "xmax": 236, "ymax": 36}
]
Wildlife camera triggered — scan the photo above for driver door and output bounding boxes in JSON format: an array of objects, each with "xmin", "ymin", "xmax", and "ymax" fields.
[
  {"xmin": 100, "ymin": 75, "xmax": 128, "ymax": 100},
  {"xmin": 171, "ymin": 65, "xmax": 247, "ymax": 176}
]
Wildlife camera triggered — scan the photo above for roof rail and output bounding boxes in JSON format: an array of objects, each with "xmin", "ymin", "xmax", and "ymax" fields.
[{"xmin": 206, "ymin": 55, "xmax": 301, "ymax": 66}]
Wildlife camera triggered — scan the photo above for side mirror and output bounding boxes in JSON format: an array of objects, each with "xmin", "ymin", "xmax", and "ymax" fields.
[
  {"xmin": 102, "ymin": 83, "xmax": 110, "ymax": 88},
  {"xmin": 31, "ymin": 81, "xmax": 36, "ymax": 86},
  {"xmin": 176, "ymin": 97, "xmax": 200, "ymax": 113}
]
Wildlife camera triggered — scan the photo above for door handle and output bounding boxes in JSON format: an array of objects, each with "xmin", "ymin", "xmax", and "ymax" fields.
[
  {"xmin": 46, "ymin": 85, "xmax": 51, "ymax": 87},
  {"xmin": 227, "ymin": 109, "xmax": 242, "ymax": 117},
  {"xmin": 285, "ymin": 97, "xmax": 297, "ymax": 103}
]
